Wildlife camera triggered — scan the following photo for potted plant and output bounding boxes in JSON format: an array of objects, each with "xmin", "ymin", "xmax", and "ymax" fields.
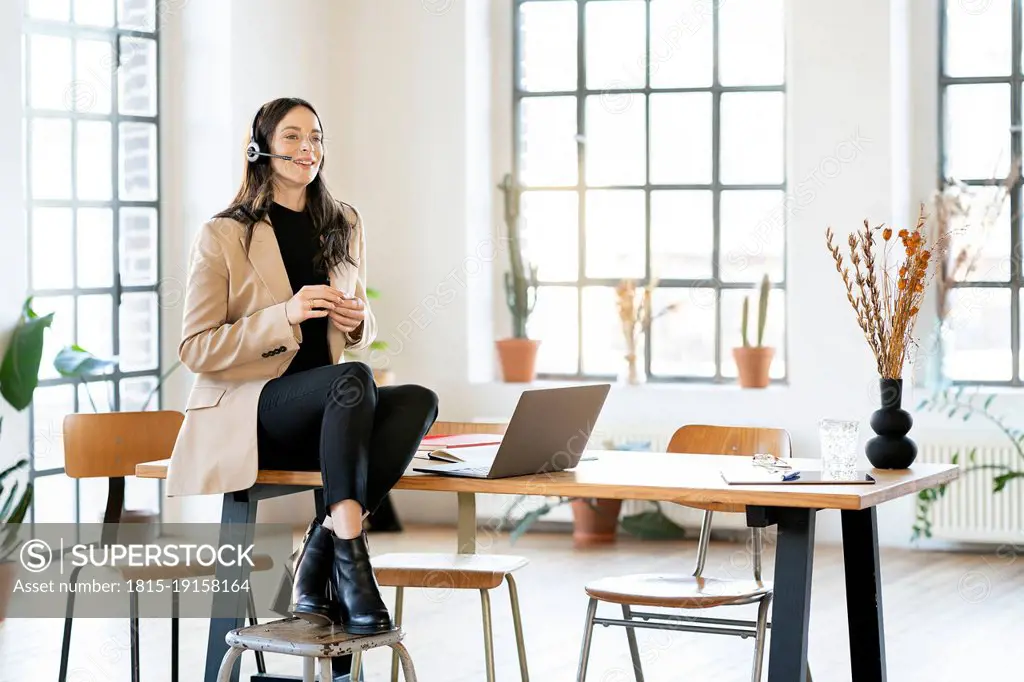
[
  {"xmin": 495, "ymin": 173, "xmax": 540, "ymax": 382},
  {"xmin": 733, "ymin": 274, "xmax": 774, "ymax": 388},
  {"xmin": 615, "ymin": 277, "xmax": 678, "ymax": 385},
  {"xmin": 0, "ymin": 297, "xmax": 52, "ymax": 621}
]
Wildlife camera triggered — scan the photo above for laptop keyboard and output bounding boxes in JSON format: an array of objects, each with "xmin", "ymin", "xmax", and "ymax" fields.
[{"xmin": 455, "ymin": 466, "xmax": 492, "ymax": 476}]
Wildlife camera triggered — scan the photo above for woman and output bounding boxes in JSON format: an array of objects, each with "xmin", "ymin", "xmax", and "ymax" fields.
[{"xmin": 166, "ymin": 97, "xmax": 438, "ymax": 634}]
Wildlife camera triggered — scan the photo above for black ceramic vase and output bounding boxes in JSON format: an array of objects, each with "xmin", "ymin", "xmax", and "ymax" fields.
[{"xmin": 865, "ymin": 378, "xmax": 917, "ymax": 469}]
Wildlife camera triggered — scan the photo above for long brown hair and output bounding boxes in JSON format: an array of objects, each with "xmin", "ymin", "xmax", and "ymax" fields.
[{"xmin": 214, "ymin": 97, "xmax": 357, "ymax": 273}]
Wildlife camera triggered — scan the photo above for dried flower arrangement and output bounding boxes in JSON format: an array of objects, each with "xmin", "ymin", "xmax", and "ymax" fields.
[
  {"xmin": 929, "ymin": 162, "xmax": 1019, "ymax": 320},
  {"xmin": 825, "ymin": 204, "xmax": 943, "ymax": 380},
  {"xmin": 614, "ymin": 278, "xmax": 678, "ymax": 384}
]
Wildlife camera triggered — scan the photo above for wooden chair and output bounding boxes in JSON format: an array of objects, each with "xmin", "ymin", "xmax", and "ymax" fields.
[
  {"xmin": 576, "ymin": 425, "xmax": 811, "ymax": 682},
  {"xmin": 355, "ymin": 421, "xmax": 530, "ymax": 682},
  {"xmin": 60, "ymin": 411, "xmax": 273, "ymax": 682},
  {"xmin": 216, "ymin": 617, "xmax": 417, "ymax": 682}
]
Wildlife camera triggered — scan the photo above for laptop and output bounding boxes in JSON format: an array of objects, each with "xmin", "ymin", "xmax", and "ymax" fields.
[{"xmin": 412, "ymin": 384, "xmax": 611, "ymax": 479}]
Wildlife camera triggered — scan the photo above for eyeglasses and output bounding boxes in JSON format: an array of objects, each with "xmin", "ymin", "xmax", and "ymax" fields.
[{"xmin": 752, "ymin": 453, "xmax": 792, "ymax": 472}]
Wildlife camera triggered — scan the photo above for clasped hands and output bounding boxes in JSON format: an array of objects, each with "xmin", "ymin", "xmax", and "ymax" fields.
[{"xmin": 285, "ymin": 284, "xmax": 365, "ymax": 335}]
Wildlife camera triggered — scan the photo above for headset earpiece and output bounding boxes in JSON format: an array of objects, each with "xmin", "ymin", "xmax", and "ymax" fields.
[{"xmin": 246, "ymin": 105, "xmax": 264, "ymax": 164}]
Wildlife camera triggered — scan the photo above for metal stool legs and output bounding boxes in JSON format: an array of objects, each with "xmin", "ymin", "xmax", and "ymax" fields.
[
  {"xmin": 480, "ymin": 588, "xmax": 496, "ymax": 682},
  {"xmin": 576, "ymin": 597, "xmax": 599, "ymax": 682},
  {"xmin": 751, "ymin": 595, "xmax": 772, "ymax": 682},
  {"xmin": 215, "ymin": 647, "xmax": 244, "ymax": 682},
  {"xmin": 389, "ymin": 586, "xmax": 406, "ymax": 682},
  {"xmin": 506, "ymin": 574, "xmax": 530, "ymax": 682},
  {"xmin": 621, "ymin": 604, "xmax": 644, "ymax": 682}
]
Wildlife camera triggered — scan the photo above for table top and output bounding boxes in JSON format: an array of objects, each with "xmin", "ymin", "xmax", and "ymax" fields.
[{"xmin": 136, "ymin": 450, "xmax": 957, "ymax": 511}]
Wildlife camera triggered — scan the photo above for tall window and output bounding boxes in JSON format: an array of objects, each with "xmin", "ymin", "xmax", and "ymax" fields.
[
  {"xmin": 23, "ymin": 0, "xmax": 162, "ymax": 526},
  {"xmin": 939, "ymin": 0, "xmax": 1023, "ymax": 385},
  {"xmin": 513, "ymin": 0, "xmax": 786, "ymax": 383}
]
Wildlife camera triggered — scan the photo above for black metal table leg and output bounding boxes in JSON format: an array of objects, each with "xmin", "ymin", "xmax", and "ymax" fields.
[
  {"xmin": 841, "ymin": 507, "xmax": 887, "ymax": 682},
  {"xmin": 204, "ymin": 490, "xmax": 258, "ymax": 682},
  {"xmin": 765, "ymin": 507, "xmax": 816, "ymax": 682}
]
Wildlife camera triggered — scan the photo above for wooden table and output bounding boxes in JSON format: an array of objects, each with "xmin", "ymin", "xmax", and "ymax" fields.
[{"xmin": 137, "ymin": 452, "xmax": 957, "ymax": 682}]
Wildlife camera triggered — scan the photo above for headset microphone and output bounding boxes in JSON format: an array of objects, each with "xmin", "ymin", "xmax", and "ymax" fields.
[{"xmin": 245, "ymin": 104, "xmax": 294, "ymax": 163}]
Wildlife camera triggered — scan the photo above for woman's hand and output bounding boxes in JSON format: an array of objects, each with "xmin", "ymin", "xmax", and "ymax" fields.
[
  {"xmin": 285, "ymin": 285, "xmax": 346, "ymax": 325},
  {"xmin": 327, "ymin": 296, "xmax": 366, "ymax": 335}
]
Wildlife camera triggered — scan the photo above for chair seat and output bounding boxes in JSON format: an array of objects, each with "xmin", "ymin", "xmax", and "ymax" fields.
[
  {"xmin": 372, "ymin": 552, "xmax": 529, "ymax": 590},
  {"xmin": 225, "ymin": 617, "xmax": 404, "ymax": 657},
  {"xmin": 117, "ymin": 553, "xmax": 274, "ymax": 582},
  {"xmin": 585, "ymin": 573, "xmax": 772, "ymax": 609}
]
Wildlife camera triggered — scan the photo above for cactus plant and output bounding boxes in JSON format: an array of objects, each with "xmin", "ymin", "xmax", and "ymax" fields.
[
  {"xmin": 740, "ymin": 274, "xmax": 772, "ymax": 348},
  {"xmin": 497, "ymin": 173, "xmax": 539, "ymax": 339}
]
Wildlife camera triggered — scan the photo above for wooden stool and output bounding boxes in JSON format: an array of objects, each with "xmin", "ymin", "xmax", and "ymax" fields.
[{"xmin": 216, "ymin": 617, "xmax": 417, "ymax": 682}]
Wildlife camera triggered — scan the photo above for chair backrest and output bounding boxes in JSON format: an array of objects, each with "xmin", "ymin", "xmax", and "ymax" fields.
[
  {"xmin": 667, "ymin": 424, "xmax": 791, "ymax": 460},
  {"xmin": 427, "ymin": 420, "xmax": 508, "ymax": 437},
  {"xmin": 666, "ymin": 424, "xmax": 792, "ymax": 514},
  {"xmin": 63, "ymin": 411, "xmax": 184, "ymax": 479}
]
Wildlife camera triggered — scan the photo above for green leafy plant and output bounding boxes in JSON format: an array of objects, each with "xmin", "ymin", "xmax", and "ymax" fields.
[
  {"xmin": 54, "ymin": 345, "xmax": 181, "ymax": 412},
  {"xmin": 912, "ymin": 387, "xmax": 1024, "ymax": 540},
  {"xmin": 365, "ymin": 288, "xmax": 387, "ymax": 353},
  {"xmin": 741, "ymin": 274, "xmax": 771, "ymax": 348},
  {"xmin": 0, "ymin": 454, "xmax": 32, "ymax": 563},
  {"xmin": 497, "ymin": 173, "xmax": 539, "ymax": 339}
]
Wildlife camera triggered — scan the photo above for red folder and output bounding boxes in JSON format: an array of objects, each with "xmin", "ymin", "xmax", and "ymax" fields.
[{"xmin": 416, "ymin": 433, "xmax": 504, "ymax": 451}]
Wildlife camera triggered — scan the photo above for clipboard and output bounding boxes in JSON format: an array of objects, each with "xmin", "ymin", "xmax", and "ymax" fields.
[{"xmin": 720, "ymin": 469, "xmax": 877, "ymax": 485}]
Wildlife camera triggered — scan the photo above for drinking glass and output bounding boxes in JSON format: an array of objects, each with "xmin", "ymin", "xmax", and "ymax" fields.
[{"xmin": 818, "ymin": 419, "xmax": 860, "ymax": 480}]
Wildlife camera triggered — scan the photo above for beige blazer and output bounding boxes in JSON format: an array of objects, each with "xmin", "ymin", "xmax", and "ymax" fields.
[{"xmin": 165, "ymin": 204, "xmax": 377, "ymax": 497}]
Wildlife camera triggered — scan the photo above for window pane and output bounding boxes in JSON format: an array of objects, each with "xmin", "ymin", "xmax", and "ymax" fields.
[
  {"xmin": 585, "ymin": 1, "xmax": 647, "ymax": 90},
  {"xmin": 946, "ymin": 185, "xmax": 1013, "ymax": 282},
  {"xmin": 650, "ymin": 190, "xmax": 712, "ymax": 279},
  {"xmin": 719, "ymin": 190, "xmax": 785, "ymax": 282},
  {"xmin": 649, "ymin": 0, "xmax": 713, "ymax": 88},
  {"xmin": 120, "ymin": 207, "xmax": 158, "ymax": 285},
  {"xmin": 585, "ymin": 94, "xmax": 646, "ymax": 186},
  {"xmin": 945, "ymin": 84, "xmax": 1011, "ymax": 179},
  {"xmin": 521, "ymin": 191, "xmax": 578, "ymax": 282},
  {"xmin": 582, "ymin": 286, "xmax": 623, "ymax": 375},
  {"xmin": 125, "ymin": 477, "xmax": 160, "ymax": 514},
  {"xmin": 30, "ymin": 385, "xmax": 75, "ymax": 471},
  {"xmin": 77, "ymin": 208, "xmax": 114, "ymax": 288},
  {"xmin": 518, "ymin": 1, "xmax": 577, "ymax": 92},
  {"xmin": 76, "ymin": 120, "xmax": 112, "ymax": 200},
  {"xmin": 527, "ymin": 286, "xmax": 579, "ymax": 374},
  {"xmin": 120, "ymin": 375, "xmax": 159, "ymax": 411},
  {"xmin": 119, "ymin": 292, "xmax": 159, "ymax": 371},
  {"xmin": 28, "ymin": 0, "xmax": 70, "ymax": 21},
  {"xmin": 79, "ymin": 477, "xmax": 109, "ymax": 523},
  {"xmin": 74, "ymin": 0, "xmax": 115, "ymax": 26},
  {"xmin": 32, "ymin": 295, "xmax": 75, "ymax": 381},
  {"xmin": 720, "ymin": 289, "xmax": 786, "ymax": 378},
  {"xmin": 32, "ymin": 473, "xmax": 77, "ymax": 523},
  {"xmin": 721, "ymin": 92, "xmax": 784, "ymax": 185},
  {"xmin": 118, "ymin": 0, "xmax": 156, "ymax": 31},
  {"xmin": 75, "ymin": 39, "xmax": 113, "ymax": 114},
  {"xmin": 719, "ymin": 0, "xmax": 784, "ymax": 86},
  {"xmin": 29, "ymin": 34, "xmax": 72, "ymax": 110},
  {"xmin": 77, "ymin": 294, "xmax": 114, "ymax": 361},
  {"xmin": 519, "ymin": 96, "xmax": 577, "ymax": 187},
  {"xmin": 31, "ymin": 118, "xmax": 72, "ymax": 200},
  {"xmin": 649, "ymin": 92, "xmax": 712, "ymax": 184},
  {"xmin": 585, "ymin": 190, "xmax": 645, "ymax": 279},
  {"xmin": 119, "ymin": 121, "xmax": 158, "ymax": 200},
  {"xmin": 78, "ymin": 380, "xmax": 114, "ymax": 413},
  {"xmin": 943, "ymin": 288, "xmax": 1011, "ymax": 381},
  {"xmin": 650, "ymin": 287, "xmax": 716, "ymax": 376},
  {"xmin": 944, "ymin": 0, "xmax": 1011, "ymax": 77},
  {"xmin": 31, "ymin": 208, "xmax": 73, "ymax": 290},
  {"xmin": 118, "ymin": 36, "xmax": 157, "ymax": 116}
]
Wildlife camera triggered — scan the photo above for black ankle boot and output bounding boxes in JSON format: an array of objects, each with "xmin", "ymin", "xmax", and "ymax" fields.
[
  {"xmin": 288, "ymin": 519, "xmax": 335, "ymax": 626},
  {"xmin": 329, "ymin": 531, "xmax": 392, "ymax": 634}
]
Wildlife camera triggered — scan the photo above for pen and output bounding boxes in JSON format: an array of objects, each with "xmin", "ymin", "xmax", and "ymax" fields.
[{"xmin": 782, "ymin": 471, "xmax": 801, "ymax": 482}]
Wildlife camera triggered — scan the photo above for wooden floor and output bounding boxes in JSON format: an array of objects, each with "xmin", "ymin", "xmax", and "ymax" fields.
[{"xmin": 1, "ymin": 524, "xmax": 1020, "ymax": 681}]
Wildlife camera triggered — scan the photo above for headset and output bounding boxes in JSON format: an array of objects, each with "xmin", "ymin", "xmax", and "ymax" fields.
[{"xmin": 245, "ymin": 104, "xmax": 294, "ymax": 163}]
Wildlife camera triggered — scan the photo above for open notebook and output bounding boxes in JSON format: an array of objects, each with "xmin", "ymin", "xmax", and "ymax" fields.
[{"xmin": 413, "ymin": 444, "xmax": 502, "ymax": 464}]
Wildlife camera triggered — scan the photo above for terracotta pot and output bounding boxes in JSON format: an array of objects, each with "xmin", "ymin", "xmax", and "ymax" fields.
[
  {"xmin": 0, "ymin": 561, "xmax": 18, "ymax": 623},
  {"xmin": 732, "ymin": 347, "xmax": 775, "ymax": 388},
  {"xmin": 495, "ymin": 338, "xmax": 541, "ymax": 383},
  {"xmin": 372, "ymin": 368, "xmax": 396, "ymax": 386},
  {"xmin": 571, "ymin": 498, "xmax": 622, "ymax": 548}
]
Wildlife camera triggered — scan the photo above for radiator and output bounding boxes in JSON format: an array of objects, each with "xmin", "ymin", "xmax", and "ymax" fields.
[{"xmin": 918, "ymin": 443, "xmax": 1024, "ymax": 544}]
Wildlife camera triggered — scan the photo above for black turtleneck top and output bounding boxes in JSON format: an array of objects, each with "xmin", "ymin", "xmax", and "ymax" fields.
[{"xmin": 268, "ymin": 201, "xmax": 332, "ymax": 375}]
